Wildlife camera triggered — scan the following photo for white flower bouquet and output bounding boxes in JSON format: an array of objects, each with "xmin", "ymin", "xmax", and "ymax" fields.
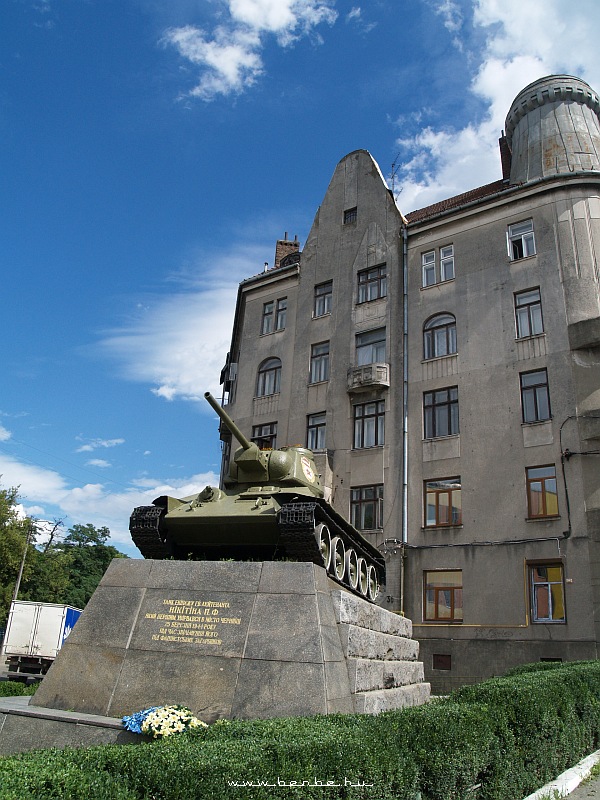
[{"xmin": 123, "ymin": 704, "xmax": 208, "ymax": 738}]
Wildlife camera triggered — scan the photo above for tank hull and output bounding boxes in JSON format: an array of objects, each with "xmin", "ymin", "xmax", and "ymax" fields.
[{"xmin": 130, "ymin": 488, "xmax": 386, "ymax": 601}]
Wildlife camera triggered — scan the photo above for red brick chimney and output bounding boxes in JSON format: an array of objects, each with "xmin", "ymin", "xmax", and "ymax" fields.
[{"xmin": 274, "ymin": 233, "xmax": 300, "ymax": 269}]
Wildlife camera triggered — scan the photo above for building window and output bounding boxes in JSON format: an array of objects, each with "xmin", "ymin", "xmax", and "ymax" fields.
[
  {"xmin": 529, "ymin": 563, "xmax": 565, "ymax": 623},
  {"xmin": 314, "ymin": 281, "xmax": 332, "ymax": 317},
  {"xmin": 424, "ymin": 570, "xmax": 463, "ymax": 622},
  {"xmin": 351, "ymin": 485, "xmax": 383, "ymax": 530},
  {"xmin": 508, "ymin": 219, "xmax": 536, "ymax": 260},
  {"xmin": 343, "ymin": 207, "xmax": 357, "ymax": 225},
  {"xmin": 520, "ymin": 369, "xmax": 550, "ymax": 423},
  {"xmin": 251, "ymin": 422, "xmax": 277, "ymax": 450},
  {"xmin": 309, "ymin": 342, "xmax": 330, "ymax": 383},
  {"xmin": 423, "ymin": 387, "xmax": 459, "ymax": 439},
  {"xmin": 425, "ymin": 478, "xmax": 462, "ymax": 527},
  {"xmin": 422, "ymin": 245, "xmax": 454, "ymax": 287},
  {"xmin": 307, "ymin": 412, "xmax": 326, "ymax": 451},
  {"xmin": 423, "ymin": 314, "xmax": 457, "ymax": 360},
  {"xmin": 356, "ymin": 328, "xmax": 386, "ymax": 365},
  {"xmin": 353, "ymin": 400, "xmax": 385, "ymax": 448},
  {"xmin": 357, "ymin": 264, "xmax": 387, "ymax": 303},
  {"xmin": 256, "ymin": 357, "xmax": 281, "ymax": 397},
  {"xmin": 275, "ymin": 298, "xmax": 287, "ymax": 330},
  {"xmin": 526, "ymin": 465, "xmax": 559, "ymax": 518},
  {"xmin": 260, "ymin": 298, "xmax": 286, "ymax": 335},
  {"xmin": 515, "ymin": 288, "xmax": 543, "ymax": 338}
]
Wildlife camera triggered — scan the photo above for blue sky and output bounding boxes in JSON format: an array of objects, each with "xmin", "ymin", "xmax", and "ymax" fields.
[{"xmin": 1, "ymin": 0, "xmax": 599, "ymax": 556}]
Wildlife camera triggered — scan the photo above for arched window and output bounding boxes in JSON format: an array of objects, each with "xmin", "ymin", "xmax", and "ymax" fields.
[
  {"xmin": 423, "ymin": 314, "xmax": 457, "ymax": 360},
  {"xmin": 256, "ymin": 358, "xmax": 282, "ymax": 397}
]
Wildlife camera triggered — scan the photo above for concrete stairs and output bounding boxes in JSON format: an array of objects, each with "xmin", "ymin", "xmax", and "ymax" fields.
[{"xmin": 331, "ymin": 590, "xmax": 431, "ymax": 714}]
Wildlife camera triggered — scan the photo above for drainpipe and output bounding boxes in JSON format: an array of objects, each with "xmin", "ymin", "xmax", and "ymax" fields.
[{"xmin": 400, "ymin": 223, "xmax": 409, "ymax": 616}]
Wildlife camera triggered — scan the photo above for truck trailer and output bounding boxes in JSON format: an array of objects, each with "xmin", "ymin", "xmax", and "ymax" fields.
[{"xmin": 0, "ymin": 601, "xmax": 81, "ymax": 682}]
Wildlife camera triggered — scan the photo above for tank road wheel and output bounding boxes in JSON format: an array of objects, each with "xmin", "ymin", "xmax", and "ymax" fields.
[
  {"xmin": 357, "ymin": 557, "xmax": 369, "ymax": 597},
  {"xmin": 331, "ymin": 537, "xmax": 346, "ymax": 581},
  {"xmin": 317, "ymin": 523, "xmax": 332, "ymax": 570},
  {"xmin": 345, "ymin": 548, "xmax": 359, "ymax": 590},
  {"xmin": 367, "ymin": 564, "xmax": 379, "ymax": 601}
]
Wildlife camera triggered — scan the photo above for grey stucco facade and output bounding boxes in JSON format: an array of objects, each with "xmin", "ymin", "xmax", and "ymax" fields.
[{"xmin": 219, "ymin": 75, "xmax": 600, "ymax": 693}]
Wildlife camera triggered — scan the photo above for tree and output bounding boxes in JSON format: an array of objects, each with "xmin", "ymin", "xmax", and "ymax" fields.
[
  {"xmin": 50, "ymin": 523, "xmax": 127, "ymax": 609},
  {"xmin": 0, "ymin": 484, "xmax": 127, "ymax": 625},
  {"xmin": 0, "ymin": 487, "xmax": 35, "ymax": 627}
]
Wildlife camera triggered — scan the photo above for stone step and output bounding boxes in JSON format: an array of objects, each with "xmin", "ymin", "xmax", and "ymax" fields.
[
  {"xmin": 338, "ymin": 623, "xmax": 420, "ymax": 661},
  {"xmin": 331, "ymin": 590, "xmax": 412, "ymax": 638},
  {"xmin": 353, "ymin": 683, "xmax": 431, "ymax": 715},
  {"xmin": 346, "ymin": 657, "xmax": 424, "ymax": 693}
]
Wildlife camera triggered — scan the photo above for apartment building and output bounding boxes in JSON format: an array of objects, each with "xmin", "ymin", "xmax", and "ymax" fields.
[{"xmin": 218, "ymin": 75, "xmax": 600, "ymax": 692}]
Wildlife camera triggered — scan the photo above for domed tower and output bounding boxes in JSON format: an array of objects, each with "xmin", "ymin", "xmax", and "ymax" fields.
[{"xmin": 504, "ymin": 75, "xmax": 600, "ymax": 185}]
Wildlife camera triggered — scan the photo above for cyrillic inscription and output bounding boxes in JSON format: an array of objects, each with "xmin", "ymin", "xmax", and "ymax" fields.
[{"xmin": 144, "ymin": 599, "xmax": 241, "ymax": 646}]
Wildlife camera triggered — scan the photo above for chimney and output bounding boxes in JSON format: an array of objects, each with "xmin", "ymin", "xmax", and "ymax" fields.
[
  {"xmin": 499, "ymin": 132, "xmax": 512, "ymax": 181},
  {"xmin": 274, "ymin": 233, "xmax": 300, "ymax": 269}
]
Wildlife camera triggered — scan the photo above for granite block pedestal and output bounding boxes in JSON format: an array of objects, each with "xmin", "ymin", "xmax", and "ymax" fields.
[{"xmin": 1, "ymin": 559, "xmax": 429, "ymax": 752}]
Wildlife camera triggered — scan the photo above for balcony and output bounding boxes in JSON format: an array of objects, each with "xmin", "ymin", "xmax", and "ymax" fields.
[
  {"xmin": 347, "ymin": 363, "xmax": 390, "ymax": 393},
  {"xmin": 568, "ymin": 316, "xmax": 600, "ymax": 350}
]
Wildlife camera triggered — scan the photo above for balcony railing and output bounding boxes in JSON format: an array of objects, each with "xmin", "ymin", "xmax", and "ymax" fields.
[{"xmin": 347, "ymin": 363, "xmax": 390, "ymax": 392}]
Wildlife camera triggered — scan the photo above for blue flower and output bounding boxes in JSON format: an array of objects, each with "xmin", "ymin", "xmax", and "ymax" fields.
[{"xmin": 122, "ymin": 706, "xmax": 161, "ymax": 734}]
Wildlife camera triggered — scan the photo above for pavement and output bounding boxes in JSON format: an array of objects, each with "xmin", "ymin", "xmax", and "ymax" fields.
[
  {"xmin": 566, "ymin": 774, "xmax": 600, "ymax": 799},
  {"xmin": 523, "ymin": 751, "xmax": 600, "ymax": 800}
]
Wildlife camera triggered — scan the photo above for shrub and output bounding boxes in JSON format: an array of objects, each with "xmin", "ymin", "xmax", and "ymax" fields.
[
  {"xmin": 0, "ymin": 681, "xmax": 37, "ymax": 697},
  {"xmin": 2, "ymin": 662, "xmax": 600, "ymax": 799}
]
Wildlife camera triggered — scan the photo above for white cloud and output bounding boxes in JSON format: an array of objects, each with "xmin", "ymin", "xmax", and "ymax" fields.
[
  {"xmin": 395, "ymin": 0, "xmax": 600, "ymax": 212},
  {"xmin": 97, "ymin": 240, "xmax": 272, "ymax": 404},
  {"xmin": 86, "ymin": 459, "xmax": 111, "ymax": 468},
  {"xmin": 0, "ymin": 453, "xmax": 219, "ymax": 553},
  {"xmin": 76, "ymin": 437, "xmax": 125, "ymax": 453},
  {"xmin": 163, "ymin": 0, "xmax": 337, "ymax": 100},
  {"xmin": 0, "ymin": 424, "xmax": 11, "ymax": 442}
]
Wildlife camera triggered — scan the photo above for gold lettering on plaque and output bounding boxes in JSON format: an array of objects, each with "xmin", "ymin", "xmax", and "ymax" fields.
[{"xmin": 146, "ymin": 598, "xmax": 240, "ymax": 647}]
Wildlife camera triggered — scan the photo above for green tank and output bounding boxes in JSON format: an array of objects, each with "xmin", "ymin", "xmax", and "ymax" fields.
[{"xmin": 130, "ymin": 392, "xmax": 385, "ymax": 601}]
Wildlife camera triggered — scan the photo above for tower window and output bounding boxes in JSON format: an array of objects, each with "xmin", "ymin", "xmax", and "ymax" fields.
[{"xmin": 508, "ymin": 220, "xmax": 536, "ymax": 260}]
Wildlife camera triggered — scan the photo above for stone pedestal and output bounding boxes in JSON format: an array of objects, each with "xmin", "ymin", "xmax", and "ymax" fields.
[{"xmin": 34, "ymin": 559, "xmax": 429, "ymax": 722}]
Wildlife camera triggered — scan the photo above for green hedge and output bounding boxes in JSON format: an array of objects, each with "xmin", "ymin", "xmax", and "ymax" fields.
[
  {"xmin": 0, "ymin": 681, "xmax": 37, "ymax": 697},
  {"xmin": 1, "ymin": 661, "xmax": 600, "ymax": 800}
]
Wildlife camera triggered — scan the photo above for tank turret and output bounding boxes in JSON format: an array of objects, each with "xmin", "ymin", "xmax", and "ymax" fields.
[
  {"xmin": 130, "ymin": 393, "xmax": 385, "ymax": 601},
  {"xmin": 204, "ymin": 391, "xmax": 322, "ymax": 493}
]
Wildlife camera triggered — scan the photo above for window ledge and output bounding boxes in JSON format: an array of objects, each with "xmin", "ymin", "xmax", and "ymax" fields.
[
  {"xmin": 422, "ymin": 524, "xmax": 464, "ymax": 531},
  {"xmin": 308, "ymin": 380, "xmax": 329, "ymax": 387},
  {"xmin": 421, "ymin": 278, "xmax": 455, "ymax": 291},
  {"xmin": 254, "ymin": 392, "xmax": 281, "ymax": 400},
  {"xmin": 422, "ymin": 353, "xmax": 458, "ymax": 364},
  {"xmin": 259, "ymin": 330, "xmax": 284, "ymax": 337},
  {"xmin": 531, "ymin": 620, "xmax": 566, "ymax": 625},
  {"xmin": 509, "ymin": 254, "xmax": 537, "ymax": 264},
  {"xmin": 312, "ymin": 312, "xmax": 331, "ymax": 320},
  {"xmin": 421, "ymin": 620, "xmax": 463, "ymax": 625},
  {"xmin": 356, "ymin": 298, "xmax": 387, "ymax": 306},
  {"xmin": 422, "ymin": 434, "xmax": 460, "ymax": 443},
  {"xmin": 351, "ymin": 446, "xmax": 384, "ymax": 452},
  {"xmin": 515, "ymin": 333, "xmax": 546, "ymax": 343},
  {"xmin": 525, "ymin": 516, "xmax": 561, "ymax": 523},
  {"xmin": 521, "ymin": 418, "xmax": 552, "ymax": 427}
]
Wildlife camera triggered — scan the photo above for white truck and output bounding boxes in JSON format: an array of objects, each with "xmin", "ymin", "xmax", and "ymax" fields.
[{"xmin": 0, "ymin": 601, "xmax": 82, "ymax": 683}]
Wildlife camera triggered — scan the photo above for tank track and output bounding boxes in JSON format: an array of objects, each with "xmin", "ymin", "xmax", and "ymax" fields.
[
  {"xmin": 277, "ymin": 499, "xmax": 385, "ymax": 601},
  {"xmin": 129, "ymin": 505, "xmax": 170, "ymax": 559}
]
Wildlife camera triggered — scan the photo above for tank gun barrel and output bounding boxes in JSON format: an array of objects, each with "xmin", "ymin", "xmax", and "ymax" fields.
[{"xmin": 204, "ymin": 392, "xmax": 253, "ymax": 451}]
